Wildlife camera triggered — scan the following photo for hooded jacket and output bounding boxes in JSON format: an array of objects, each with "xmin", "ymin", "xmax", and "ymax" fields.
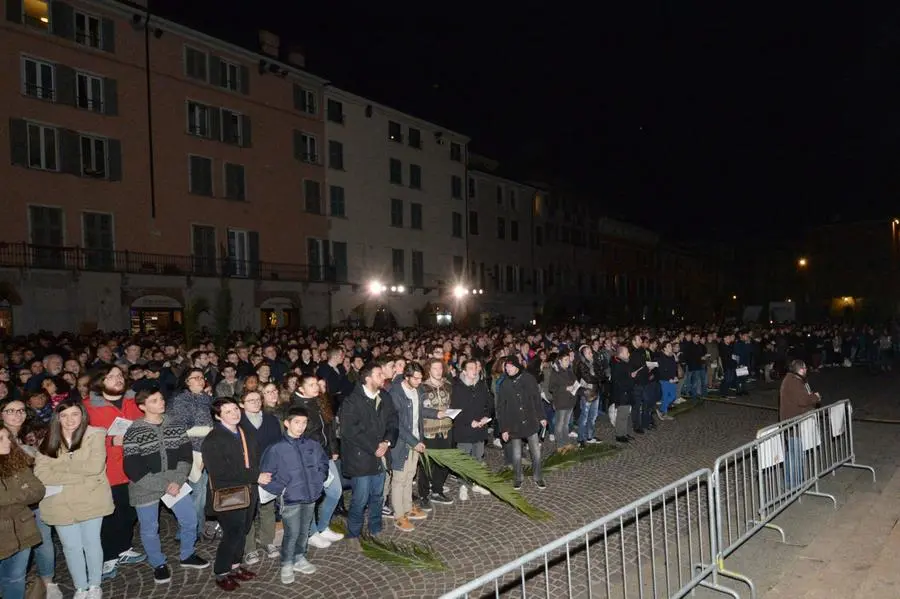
[{"xmin": 84, "ymin": 390, "xmax": 143, "ymax": 487}]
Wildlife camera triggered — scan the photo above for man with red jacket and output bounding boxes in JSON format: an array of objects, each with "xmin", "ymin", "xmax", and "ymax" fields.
[{"xmin": 84, "ymin": 365, "xmax": 146, "ymax": 580}]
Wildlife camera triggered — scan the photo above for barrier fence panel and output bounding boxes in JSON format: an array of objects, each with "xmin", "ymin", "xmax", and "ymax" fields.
[
  {"xmin": 439, "ymin": 470, "xmax": 739, "ymax": 599},
  {"xmin": 712, "ymin": 399, "xmax": 875, "ymax": 599}
]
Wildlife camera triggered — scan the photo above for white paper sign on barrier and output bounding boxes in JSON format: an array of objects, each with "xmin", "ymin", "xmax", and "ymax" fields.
[
  {"xmin": 800, "ymin": 414, "xmax": 821, "ymax": 451},
  {"xmin": 829, "ymin": 403, "xmax": 846, "ymax": 438},
  {"xmin": 757, "ymin": 425, "xmax": 784, "ymax": 468}
]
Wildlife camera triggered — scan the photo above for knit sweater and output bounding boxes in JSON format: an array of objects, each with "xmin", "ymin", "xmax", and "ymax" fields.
[
  {"xmin": 167, "ymin": 390, "xmax": 214, "ymax": 452},
  {"xmin": 122, "ymin": 416, "xmax": 193, "ymax": 507},
  {"xmin": 421, "ymin": 380, "xmax": 452, "ymax": 439}
]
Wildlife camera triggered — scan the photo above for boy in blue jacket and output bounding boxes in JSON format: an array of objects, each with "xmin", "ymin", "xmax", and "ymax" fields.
[{"xmin": 260, "ymin": 405, "xmax": 330, "ymax": 585}]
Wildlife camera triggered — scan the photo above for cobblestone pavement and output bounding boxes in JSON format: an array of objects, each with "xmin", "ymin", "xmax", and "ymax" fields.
[{"xmin": 43, "ymin": 370, "xmax": 888, "ymax": 599}]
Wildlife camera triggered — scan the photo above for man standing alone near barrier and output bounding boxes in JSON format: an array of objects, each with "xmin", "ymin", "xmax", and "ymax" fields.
[{"xmin": 778, "ymin": 359, "xmax": 820, "ymax": 488}]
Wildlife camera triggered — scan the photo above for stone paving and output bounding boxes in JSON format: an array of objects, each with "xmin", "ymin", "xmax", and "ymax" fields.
[{"xmin": 42, "ymin": 369, "xmax": 894, "ymax": 599}]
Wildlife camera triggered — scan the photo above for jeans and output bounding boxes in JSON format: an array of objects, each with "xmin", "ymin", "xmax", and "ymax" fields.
[
  {"xmin": 577, "ymin": 398, "xmax": 600, "ymax": 442},
  {"xmin": 631, "ymin": 384, "xmax": 645, "ymax": 430},
  {"xmin": 0, "ymin": 547, "xmax": 31, "ymax": 599},
  {"xmin": 640, "ymin": 384, "xmax": 658, "ymax": 429},
  {"xmin": 136, "ymin": 495, "xmax": 198, "ymax": 568},
  {"xmin": 280, "ymin": 501, "xmax": 316, "ymax": 566},
  {"xmin": 348, "ymin": 472, "xmax": 386, "ymax": 538},
  {"xmin": 785, "ymin": 435, "xmax": 805, "ymax": 490},
  {"xmin": 56, "ymin": 517, "xmax": 104, "ymax": 590},
  {"xmin": 312, "ymin": 460, "xmax": 342, "ymax": 534},
  {"xmin": 721, "ymin": 369, "xmax": 736, "ymax": 394},
  {"xmin": 245, "ymin": 498, "xmax": 277, "ymax": 553},
  {"xmin": 456, "ymin": 441, "xmax": 485, "ymax": 462},
  {"xmin": 659, "ymin": 381, "xmax": 677, "ymax": 413},
  {"xmin": 614, "ymin": 403, "xmax": 632, "ymax": 437},
  {"xmin": 101, "ymin": 483, "xmax": 137, "ymax": 562},
  {"xmin": 685, "ymin": 370, "xmax": 704, "ymax": 398},
  {"xmin": 33, "ymin": 508, "xmax": 55, "ymax": 579},
  {"xmin": 509, "ymin": 433, "xmax": 542, "ymax": 484},
  {"xmin": 188, "ymin": 470, "xmax": 209, "ymax": 536},
  {"xmin": 553, "ymin": 408, "xmax": 574, "ymax": 446}
]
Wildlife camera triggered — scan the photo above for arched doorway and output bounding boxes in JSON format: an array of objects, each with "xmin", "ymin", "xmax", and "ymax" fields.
[
  {"xmin": 260, "ymin": 297, "xmax": 299, "ymax": 330},
  {"xmin": 0, "ymin": 281, "xmax": 21, "ymax": 337},
  {"xmin": 131, "ymin": 295, "xmax": 183, "ymax": 334}
]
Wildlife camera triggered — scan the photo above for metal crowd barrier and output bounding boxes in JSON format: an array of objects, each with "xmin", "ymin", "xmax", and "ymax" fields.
[
  {"xmin": 439, "ymin": 470, "xmax": 739, "ymax": 599},
  {"xmin": 711, "ymin": 399, "xmax": 875, "ymax": 598}
]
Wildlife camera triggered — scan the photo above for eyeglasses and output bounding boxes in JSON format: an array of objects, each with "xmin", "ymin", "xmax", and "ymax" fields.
[{"xmin": 2, "ymin": 408, "xmax": 26, "ymax": 416}]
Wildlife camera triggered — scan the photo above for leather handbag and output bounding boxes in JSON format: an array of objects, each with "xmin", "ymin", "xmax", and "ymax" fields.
[{"xmin": 208, "ymin": 427, "xmax": 252, "ymax": 512}]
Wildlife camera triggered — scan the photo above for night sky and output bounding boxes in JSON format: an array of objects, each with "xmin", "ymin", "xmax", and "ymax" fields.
[{"xmin": 150, "ymin": 1, "xmax": 900, "ymax": 241}]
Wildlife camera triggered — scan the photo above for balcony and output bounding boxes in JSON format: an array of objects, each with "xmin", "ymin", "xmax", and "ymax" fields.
[{"xmin": 0, "ymin": 243, "xmax": 345, "ymax": 284}]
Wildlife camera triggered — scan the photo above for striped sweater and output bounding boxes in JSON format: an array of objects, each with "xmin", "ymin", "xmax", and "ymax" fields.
[{"xmin": 122, "ymin": 416, "xmax": 192, "ymax": 507}]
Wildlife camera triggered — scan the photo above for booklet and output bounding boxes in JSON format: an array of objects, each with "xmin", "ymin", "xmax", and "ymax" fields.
[
  {"xmin": 161, "ymin": 483, "xmax": 192, "ymax": 508},
  {"xmin": 44, "ymin": 485, "xmax": 63, "ymax": 498},
  {"xmin": 106, "ymin": 417, "xmax": 133, "ymax": 437},
  {"xmin": 645, "ymin": 361, "xmax": 659, "ymax": 369},
  {"xmin": 445, "ymin": 408, "xmax": 462, "ymax": 420}
]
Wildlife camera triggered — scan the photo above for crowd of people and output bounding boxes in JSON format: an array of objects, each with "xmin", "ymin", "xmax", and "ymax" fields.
[{"xmin": 0, "ymin": 321, "xmax": 894, "ymax": 598}]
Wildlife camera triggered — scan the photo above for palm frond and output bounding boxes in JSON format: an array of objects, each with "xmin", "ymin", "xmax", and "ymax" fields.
[
  {"xmin": 423, "ymin": 448, "xmax": 552, "ymax": 521},
  {"xmin": 329, "ymin": 516, "xmax": 348, "ymax": 537},
  {"xmin": 359, "ymin": 534, "xmax": 448, "ymax": 571},
  {"xmin": 497, "ymin": 443, "xmax": 620, "ymax": 480}
]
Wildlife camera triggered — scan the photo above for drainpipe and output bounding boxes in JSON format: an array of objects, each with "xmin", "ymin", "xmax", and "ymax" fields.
[{"xmin": 143, "ymin": 10, "xmax": 157, "ymax": 219}]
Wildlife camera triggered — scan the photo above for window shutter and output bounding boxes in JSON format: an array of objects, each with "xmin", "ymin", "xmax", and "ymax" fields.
[
  {"xmin": 240, "ymin": 115, "xmax": 251, "ymax": 148},
  {"xmin": 239, "ymin": 65, "xmax": 249, "ymax": 95},
  {"xmin": 101, "ymin": 18, "xmax": 115, "ymax": 52},
  {"xmin": 220, "ymin": 110, "xmax": 233, "ymax": 144},
  {"xmin": 293, "ymin": 84, "xmax": 304, "ymax": 111},
  {"xmin": 107, "ymin": 139, "xmax": 122, "ymax": 181},
  {"xmin": 6, "ymin": 0, "xmax": 22, "ymax": 23},
  {"xmin": 9, "ymin": 118, "xmax": 28, "ymax": 166},
  {"xmin": 210, "ymin": 107, "xmax": 221, "ymax": 141},
  {"xmin": 50, "ymin": 1, "xmax": 74, "ymax": 39},
  {"xmin": 248, "ymin": 231, "xmax": 260, "ymax": 278},
  {"xmin": 56, "ymin": 65, "xmax": 76, "ymax": 106},
  {"xmin": 293, "ymin": 130, "xmax": 302, "ymax": 160},
  {"xmin": 59, "ymin": 129, "xmax": 81, "ymax": 176},
  {"xmin": 103, "ymin": 78, "xmax": 118, "ymax": 115},
  {"xmin": 208, "ymin": 55, "xmax": 222, "ymax": 87}
]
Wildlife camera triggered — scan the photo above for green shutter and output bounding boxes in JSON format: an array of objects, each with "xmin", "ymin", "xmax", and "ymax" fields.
[
  {"xmin": 50, "ymin": 1, "xmax": 74, "ymax": 39},
  {"xmin": 8, "ymin": 118, "xmax": 27, "ymax": 166},
  {"xmin": 107, "ymin": 139, "xmax": 122, "ymax": 181},
  {"xmin": 208, "ymin": 55, "xmax": 221, "ymax": 87},
  {"xmin": 248, "ymin": 231, "xmax": 260, "ymax": 278},
  {"xmin": 101, "ymin": 18, "xmax": 115, "ymax": 52},
  {"xmin": 103, "ymin": 78, "xmax": 118, "ymax": 115},
  {"xmin": 6, "ymin": 0, "xmax": 22, "ymax": 23},
  {"xmin": 58, "ymin": 129, "xmax": 81, "ymax": 176},
  {"xmin": 239, "ymin": 65, "xmax": 249, "ymax": 95},
  {"xmin": 220, "ymin": 110, "xmax": 233, "ymax": 144},
  {"xmin": 292, "ymin": 130, "xmax": 302, "ymax": 160},
  {"xmin": 56, "ymin": 65, "xmax": 76, "ymax": 106},
  {"xmin": 209, "ymin": 107, "xmax": 221, "ymax": 141},
  {"xmin": 241, "ymin": 115, "xmax": 251, "ymax": 148}
]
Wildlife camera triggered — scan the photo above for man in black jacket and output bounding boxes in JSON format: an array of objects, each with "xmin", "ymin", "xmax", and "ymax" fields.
[
  {"xmin": 496, "ymin": 357, "xmax": 547, "ymax": 491},
  {"xmin": 627, "ymin": 335, "xmax": 652, "ymax": 433},
  {"xmin": 611, "ymin": 345, "xmax": 635, "ymax": 442},
  {"xmin": 451, "ymin": 359, "xmax": 492, "ymax": 501},
  {"xmin": 338, "ymin": 362, "xmax": 399, "ymax": 539}
]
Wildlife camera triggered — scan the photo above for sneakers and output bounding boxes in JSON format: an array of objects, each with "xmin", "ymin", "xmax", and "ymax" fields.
[
  {"xmin": 265, "ymin": 543, "xmax": 280, "ymax": 559},
  {"xmin": 243, "ymin": 550, "xmax": 261, "ymax": 566},
  {"xmin": 568, "ymin": 431, "xmax": 579, "ymax": 438},
  {"xmin": 418, "ymin": 497, "xmax": 433, "ymax": 511},
  {"xmin": 471, "ymin": 484, "xmax": 490, "ymax": 496},
  {"xmin": 407, "ymin": 506, "xmax": 428, "ymax": 521},
  {"xmin": 202, "ymin": 521, "xmax": 222, "ymax": 541},
  {"xmin": 153, "ymin": 564, "xmax": 172, "ymax": 584},
  {"xmin": 180, "ymin": 554, "xmax": 209, "ymax": 569},
  {"xmin": 548, "ymin": 434, "xmax": 556, "ymax": 442},
  {"xmin": 319, "ymin": 528, "xmax": 344, "ymax": 542},
  {"xmin": 307, "ymin": 533, "xmax": 332, "ymax": 549},
  {"xmin": 280, "ymin": 564, "xmax": 295, "ymax": 584},
  {"xmin": 74, "ymin": 590, "xmax": 89, "ymax": 599},
  {"xmin": 616, "ymin": 436, "xmax": 630, "ymax": 443},
  {"xmin": 117, "ymin": 548, "xmax": 146, "ymax": 565},
  {"xmin": 429, "ymin": 492, "xmax": 453, "ymax": 505},
  {"xmin": 86, "ymin": 587, "xmax": 102, "ymax": 599},
  {"xmin": 535, "ymin": 479, "xmax": 547, "ymax": 490},
  {"xmin": 585, "ymin": 438, "xmax": 602, "ymax": 444},
  {"xmin": 459, "ymin": 485, "xmax": 469, "ymax": 501},
  {"xmin": 394, "ymin": 516, "xmax": 415, "ymax": 532},
  {"xmin": 45, "ymin": 583, "xmax": 62, "ymax": 599},
  {"xmin": 293, "ymin": 556, "xmax": 317, "ymax": 574},
  {"xmin": 513, "ymin": 480, "xmax": 523, "ymax": 490},
  {"xmin": 492, "ymin": 438, "xmax": 502, "ymax": 449},
  {"xmin": 101, "ymin": 560, "xmax": 117, "ymax": 581},
  {"xmin": 381, "ymin": 505, "xmax": 395, "ymax": 519}
]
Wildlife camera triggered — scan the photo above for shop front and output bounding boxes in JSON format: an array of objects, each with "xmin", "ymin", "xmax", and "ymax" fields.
[{"xmin": 130, "ymin": 295, "xmax": 183, "ymax": 334}]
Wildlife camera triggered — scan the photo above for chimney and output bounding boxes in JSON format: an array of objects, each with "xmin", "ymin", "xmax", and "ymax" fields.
[{"xmin": 258, "ymin": 30, "xmax": 280, "ymax": 58}]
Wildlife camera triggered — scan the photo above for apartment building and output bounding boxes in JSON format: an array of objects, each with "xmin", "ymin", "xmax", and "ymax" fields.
[
  {"xmin": 0, "ymin": 0, "xmax": 330, "ymax": 333},
  {"xmin": 323, "ymin": 87, "xmax": 469, "ymax": 327}
]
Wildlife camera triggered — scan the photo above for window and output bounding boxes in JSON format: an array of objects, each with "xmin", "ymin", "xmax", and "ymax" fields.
[
  {"xmin": 332, "ymin": 241, "xmax": 348, "ymax": 282},
  {"xmin": 410, "ymin": 203, "xmax": 422, "ymax": 230},
  {"xmin": 329, "ymin": 185, "xmax": 346, "ymax": 217},
  {"xmin": 304, "ymin": 180, "xmax": 322, "ymax": 214},
  {"xmin": 227, "ymin": 229, "xmax": 258, "ymax": 278},
  {"xmin": 510, "ymin": 220, "xmax": 519, "ymax": 242},
  {"xmin": 224, "ymin": 163, "xmax": 246, "ymax": 201},
  {"xmin": 82, "ymin": 212, "xmax": 114, "ymax": 270},
  {"xmin": 326, "ymin": 99, "xmax": 344, "ymax": 124},
  {"xmin": 505, "ymin": 266, "xmax": 515, "ymax": 293},
  {"xmin": 217, "ymin": 59, "xmax": 241, "ymax": 92},
  {"xmin": 389, "ymin": 158, "xmax": 402, "ymax": 184},
  {"xmin": 27, "ymin": 123, "xmax": 57, "ymax": 171},
  {"xmin": 80, "ymin": 135, "xmax": 107, "ymax": 178},
  {"xmin": 187, "ymin": 102, "xmax": 210, "ymax": 137},
  {"xmin": 219, "ymin": 110, "xmax": 248, "ymax": 146},
  {"xmin": 408, "ymin": 127, "xmax": 421, "ymax": 149},
  {"xmin": 535, "ymin": 226, "xmax": 543, "ymax": 247},
  {"xmin": 328, "ymin": 140, "xmax": 344, "ymax": 170},
  {"xmin": 192, "ymin": 225, "xmax": 217, "ymax": 275},
  {"xmin": 188, "ymin": 155, "xmax": 213, "ymax": 196},
  {"xmin": 388, "ymin": 121, "xmax": 402, "ymax": 143},
  {"xmin": 468, "ymin": 211, "xmax": 479, "ymax": 235},
  {"xmin": 496, "ymin": 185, "xmax": 503, "ymax": 206},
  {"xmin": 184, "ymin": 47, "xmax": 208, "ymax": 81},
  {"xmin": 509, "ymin": 189, "xmax": 517, "ymax": 211},
  {"xmin": 307, "ymin": 238, "xmax": 328, "ymax": 281},
  {"xmin": 74, "ymin": 12, "xmax": 101, "ymax": 48},
  {"xmin": 497, "ymin": 217, "xmax": 505, "ymax": 240},
  {"xmin": 293, "ymin": 85, "xmax": 317, "ymax": 114},
  {"xmin": 22, "ymin": 57, "xmax": 55, "ymax": 100},
  {"xmin": 295, "ymin": 132, "xmax": 318, "ymax": 163},
  {"xmin": 29, "ymin": 205, "xmax": 64, "ymax": 268},
  {"xmin": 392, "ymin": 249, "xmax": 405, "ymax": 281},
  {"xmin": 450, "ymin": 142, "xmax": 462, "ymax": 162},
  {"xmin": 453, "ymin": 256, "xmax": 464, "ymax": 277},
  {"xmin": 23, "ymin": 0, "xmax": 49, "ymax": 29},
  {"xmin": 468, "ymin": 176, "xmax": 476, "ymax": 198},
  {"xmin": 451, "ymin": 212, "xmax": 463, "ymax": 238},
  {"xmin": 390, "ymin": 198, "xmax": 403, "ymax": 227},
  {"xmin": 76, "ymin": 72, "xmax": 103, "ymax": 112},
  {"xmin": 451, "ymin": 175, "xmax": 462, "ymax": 199},
  {"xmin": 412, "ymin": 251, "xmax": 424, "ymax": 286},
  {"xmin": 409, "ymin": 164, "xmax": 422, "ymax": 189}
]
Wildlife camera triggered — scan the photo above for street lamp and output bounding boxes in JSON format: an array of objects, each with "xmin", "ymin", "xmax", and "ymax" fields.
[
  {"xmin": 453, "ymin": 285, "xmax": 467, "ymax": 298},
  {"xmin": 797, "ymin": 257, "xmax": 808, "ymax": 268},
  {"xmin": 368, "ymin": 280, "xmax": 384, "ymax": 295}
]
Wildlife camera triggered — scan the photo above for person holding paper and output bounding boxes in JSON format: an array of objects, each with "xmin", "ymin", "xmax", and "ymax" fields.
[
  {"xmin": 779, "ymin": 360, "xmax": 820, "ymax": 488},
  {"xmin": 83, "ymin": 366, "xmax": 145, "ymax": 580},
  {"xmin": 123, "ymin": 389, "xmax": 209, "ymax": 584},
  {"xmin": 417, "ymin": 359, "xmax": 455, "ymax": 506},
  {"xmin": 450, "ymin": 359, "xmax": 492, "ymax": 501}
]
